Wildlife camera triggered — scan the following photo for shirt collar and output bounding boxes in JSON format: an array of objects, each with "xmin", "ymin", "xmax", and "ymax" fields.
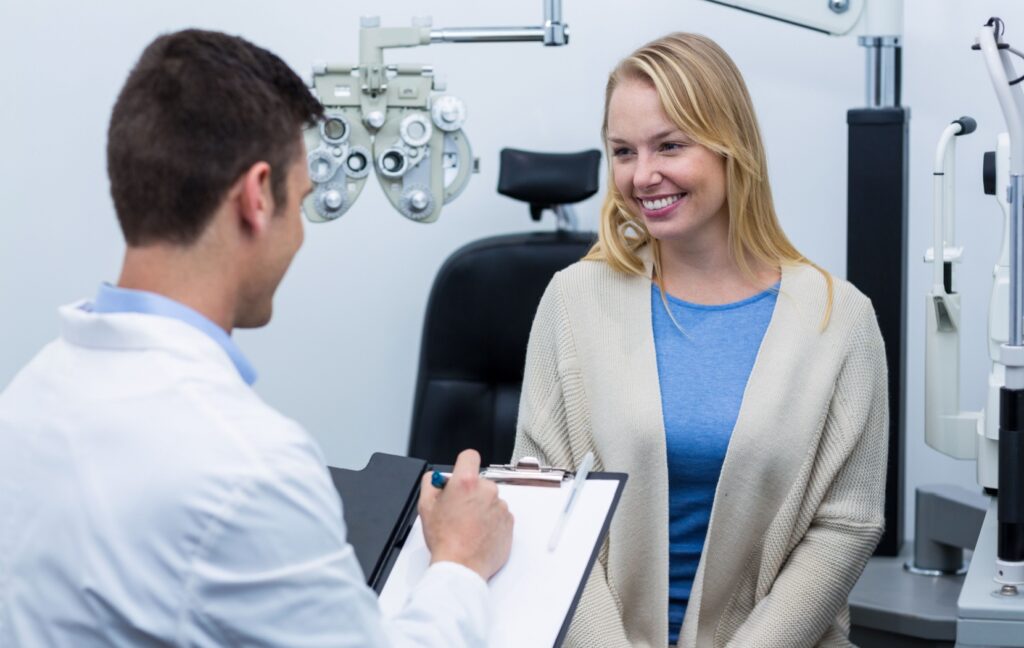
[{"xmin": 89, "ymin": 283, "xmax": 257, "ymax": 385}]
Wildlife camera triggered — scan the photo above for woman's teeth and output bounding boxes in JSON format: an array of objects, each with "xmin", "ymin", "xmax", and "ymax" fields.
[{"xmin": 641, "ymin": 194, "xmax": 684, "ymax": 210}]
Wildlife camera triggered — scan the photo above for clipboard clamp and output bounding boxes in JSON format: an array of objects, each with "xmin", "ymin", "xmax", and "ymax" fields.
[{"xmin": 481, "ymin": 456, "xmax": 567, "ymax": 487}]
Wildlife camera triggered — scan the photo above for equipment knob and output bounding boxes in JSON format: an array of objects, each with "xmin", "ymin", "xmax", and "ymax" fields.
[
  {"xmin": 431, "ymin": 96, "xmax": 466, "ymax": 132},
  {"xmin": 410, "ymin": 190, "xmax": 430, "ymax": 211},
  {"xmin": 324, "ymin": 190, "xmax": 344, "ymax": 210},
  {"xmin": 365, "ymin": 110, "xmax": 386, "ymax": 129}
]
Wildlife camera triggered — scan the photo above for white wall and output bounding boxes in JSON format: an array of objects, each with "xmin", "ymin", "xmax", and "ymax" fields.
[{"xmin": 0, "ymin": 0, "xmax": 1019, "ymax": 539}]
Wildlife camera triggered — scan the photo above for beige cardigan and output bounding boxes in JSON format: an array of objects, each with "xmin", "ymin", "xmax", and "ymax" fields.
[{"xmin": 512, "ymin": 255, "xmax": 888, "ymax": 647}]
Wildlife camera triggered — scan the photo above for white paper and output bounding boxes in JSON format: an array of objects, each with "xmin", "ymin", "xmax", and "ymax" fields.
[{"xmin": 378, "ymin": 479, "xmax": 620, "ymax": 648}]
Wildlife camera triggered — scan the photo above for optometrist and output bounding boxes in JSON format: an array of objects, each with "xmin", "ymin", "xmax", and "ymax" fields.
[{"xmin": 0, "ymin": 29, "xmax": 511, "ymax": 648}]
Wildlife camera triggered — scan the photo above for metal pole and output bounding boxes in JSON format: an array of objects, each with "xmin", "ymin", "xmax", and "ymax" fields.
[
  {"xmin": 546, "ymin": 0, "xmax": 561, "ymax": 25},
  {"xmin": 430, "ymin": 27, "xmax": 545, "ymax": 43},
  {"xmin": 859, "ymin": 36, "xmax": 901, "ymax": 108},
  {"xmin": 1012, "ymin": 176, "xmax": 1024, "ymax": 346},
  {"xmin": 849, "ymin": 29, "xmax": 907, "ymax": 557},
  {"xmin": 429, "ymin": 1, "xmax": 567, "ymax": 46}
]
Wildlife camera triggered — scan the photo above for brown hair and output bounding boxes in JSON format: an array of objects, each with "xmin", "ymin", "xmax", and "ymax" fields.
[{"xmin": 107, "ymin": 29, "xmax": 323, "ymax": 246}]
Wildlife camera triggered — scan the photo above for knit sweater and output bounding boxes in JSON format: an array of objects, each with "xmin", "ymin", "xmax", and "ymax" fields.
[{"xmin": 512, "ymin": 253, "xmax": 888, "ymax": 647}]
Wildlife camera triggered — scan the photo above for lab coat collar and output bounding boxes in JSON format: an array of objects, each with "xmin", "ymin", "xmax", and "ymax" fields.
[
  {"xmin": 89, "ymin": 284, "xmax": 257, "ymax": 385},
  {"xmin": 58, "ymin": 301, "xmax": 249, "ymax": 386}
]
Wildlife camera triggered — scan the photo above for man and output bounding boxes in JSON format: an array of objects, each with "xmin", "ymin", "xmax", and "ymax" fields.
[{"xmin": 0, "ymin": 29, "xmax": 512, "ymax": 647}]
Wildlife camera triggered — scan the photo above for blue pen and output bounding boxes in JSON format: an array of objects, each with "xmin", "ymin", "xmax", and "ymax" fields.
[{"xmin": 431, "ymin": 470, "xmax": 449, "ymax": 489}]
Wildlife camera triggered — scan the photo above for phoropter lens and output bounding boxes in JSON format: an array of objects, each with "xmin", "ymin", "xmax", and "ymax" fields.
[{"xmin": 323, "ymin": 118, "xmax": 347, "ymax": 141}]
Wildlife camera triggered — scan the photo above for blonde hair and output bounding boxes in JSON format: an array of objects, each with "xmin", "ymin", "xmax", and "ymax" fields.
[{"xmin": 586, "ymin": 32, "xmax": 833, "ymax": 326}]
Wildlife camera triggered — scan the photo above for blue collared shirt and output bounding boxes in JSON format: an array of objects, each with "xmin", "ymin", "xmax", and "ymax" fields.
[{"xmin": 88, "ymin": 283, "xmax": 257, "ymax": 385}]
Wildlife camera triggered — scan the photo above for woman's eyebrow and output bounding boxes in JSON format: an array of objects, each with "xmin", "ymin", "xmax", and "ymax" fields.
[{"xmin": 607, "ymin": 129, "xmax": 682, "ymax": 144}]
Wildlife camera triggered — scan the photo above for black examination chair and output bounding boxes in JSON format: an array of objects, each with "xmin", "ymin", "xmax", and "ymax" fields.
[{"xmin": 407, "ymin": 148, "xmax": 601, "ymax": 466}]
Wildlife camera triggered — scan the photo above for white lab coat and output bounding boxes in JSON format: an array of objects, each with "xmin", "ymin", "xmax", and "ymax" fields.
[{"xmin": 0, "ymin": 303, "xmax": 488, "ymax": 647}]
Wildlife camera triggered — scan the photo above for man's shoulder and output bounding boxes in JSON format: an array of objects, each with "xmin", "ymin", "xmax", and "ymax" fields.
[
  {"xmin": 0, "ymin": 304, "xmax": 332, "ymax": 509},
  {"xmin": 164, "ymin": 374, "xmax": 325, "ymax": 481},
  {"xmin": 1, "ymin": 327, "xmax": 323, "ymax": 495}
]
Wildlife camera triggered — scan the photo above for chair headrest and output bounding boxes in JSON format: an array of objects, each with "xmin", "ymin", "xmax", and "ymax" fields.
[{"xmin": 497, "ymin": 148, "xmax": 601, "ymax": 207}]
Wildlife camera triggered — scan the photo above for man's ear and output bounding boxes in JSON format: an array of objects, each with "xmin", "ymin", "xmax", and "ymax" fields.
[{"xmin": 236, "ymin": 161, "xmax": 274, "ymax": 236}]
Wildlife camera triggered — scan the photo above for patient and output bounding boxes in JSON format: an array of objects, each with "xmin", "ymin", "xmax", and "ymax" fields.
[{"xmin": 513, "ymin": 32, "xmax": 888, "ymax": 647}]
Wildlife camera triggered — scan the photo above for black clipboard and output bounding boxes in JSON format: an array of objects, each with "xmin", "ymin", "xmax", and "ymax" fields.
[
  {"xmin": 549, "ymin": 471, "xmax": 627, "ymax": 648},
  {"xmin": 329, "ymin": 452, "xmax": 627, "ymax": 647},
  {"xmin": 328, "ymin": 453, "xmax": 426, "ymax": 592}
]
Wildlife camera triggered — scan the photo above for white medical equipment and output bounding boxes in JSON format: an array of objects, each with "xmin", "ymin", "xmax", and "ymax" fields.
[
  {"xmin": 302, "ymin": 1, "xmax": 569, "ymax": 224},
  {"xmin": 974, "ymin": 15, "xmax": 1024, "ymax": 594},
  {"xmin": 922, "ymin": 116, "xmax": 1008, "ymax": 495},
  {"xmin": 954, "ymin": 18, "xmax": 1024, "ymax": 648},
  {"xmin": 707, "ymin": 0, "xmax": 902, "ymax": 106}
]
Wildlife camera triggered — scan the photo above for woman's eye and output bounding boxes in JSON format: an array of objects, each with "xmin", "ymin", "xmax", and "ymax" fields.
[
  {"xmin": 661, "ymin": 142, "xmax": 684, "ymax": 152},
  {"xmin": 612, "ymin": 147, "xmax": 633, "ymax": 157}
]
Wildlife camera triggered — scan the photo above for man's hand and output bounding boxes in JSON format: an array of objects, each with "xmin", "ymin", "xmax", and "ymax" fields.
[{"xmin": 418, "ymin": 449, "xmax": 514, "ymax": 581}]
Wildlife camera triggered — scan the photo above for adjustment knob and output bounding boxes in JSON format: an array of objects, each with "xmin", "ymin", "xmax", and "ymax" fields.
[
  {"xmin": 398, "ymin": 184, "xmax": 434, "ymax": 220},
  {"xmin": 409, "ymin": 190, "xmax": 430, "ymax": 211},
  {"xmin": 400, "ymin": 112, "xmax": 433, "ymax": 147},
  {"xmin": 431, "ymin": 96, "xmax": 466, "ymax": 132},
  {"xmin": 324, "ymin": 189, "xmax": 344, "ymax": 210},
  {"xmin": 364, "ymin": 110, "xmax": 386, "ymax": 129}
]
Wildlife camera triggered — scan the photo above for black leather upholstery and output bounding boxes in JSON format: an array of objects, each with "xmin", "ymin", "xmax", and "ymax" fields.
[
  {"xmin": 498, "ymin": 149, "xmax": 602, "ymax": 220},
  {"xmin": 408, "ymin": 231, "xmax": 595, "ymax": 466}
]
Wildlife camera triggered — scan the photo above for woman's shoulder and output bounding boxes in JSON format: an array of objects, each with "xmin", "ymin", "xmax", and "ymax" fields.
[
  {"xmin": 782, "ymin": 263, "xmax": 873, "ymax": 321},
  {"xmin": 780, "ymin": 263, "xmax": 882, "ymax": 365},
  {"xmin": 533, "ymin": 258, "xmax": 650, "ymax": 338},
  {"xmin": 547, "ymin": 257, "xmax": 647, "ymax": 299}
]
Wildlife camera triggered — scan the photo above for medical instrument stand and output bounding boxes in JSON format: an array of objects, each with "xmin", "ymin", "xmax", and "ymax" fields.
[
  {"xmin": 955, "ymin": 17, "xmax": 1024, "ymax": 648},
  {"xmin": 908, "ymin": 112, "xmax": 1009, "ymax": 579},
  {"xmin": 922, "ymin": 116, "xmax": 980, "ymax": 471},
  {"xmin": 847, "ymin": 26, "xmax": 907, "ymax": 556},
  {"xmin": 849, "ymin": 116, "xmax": 1010, "ymax": 645}
]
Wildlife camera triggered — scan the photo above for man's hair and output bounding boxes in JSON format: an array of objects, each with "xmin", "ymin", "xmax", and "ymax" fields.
[{"xmin": 107, "ymin": 29, "xmax": 324, "ymax": 246}]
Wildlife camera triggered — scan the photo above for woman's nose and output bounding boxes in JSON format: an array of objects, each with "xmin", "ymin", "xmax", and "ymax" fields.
[{"xmin": 633, "ymin": 154, "xmax": 662, "ymax": 190}]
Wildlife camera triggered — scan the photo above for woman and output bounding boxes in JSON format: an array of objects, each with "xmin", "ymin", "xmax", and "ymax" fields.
[{"xmin": 512, "ymin": 33, "xmax": 888, "ymax": 647}]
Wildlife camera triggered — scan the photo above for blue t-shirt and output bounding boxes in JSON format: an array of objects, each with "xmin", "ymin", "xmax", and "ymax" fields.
[{"xmin": 651, "ymin": 283, "xmax": 776, "ymax": 644}]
